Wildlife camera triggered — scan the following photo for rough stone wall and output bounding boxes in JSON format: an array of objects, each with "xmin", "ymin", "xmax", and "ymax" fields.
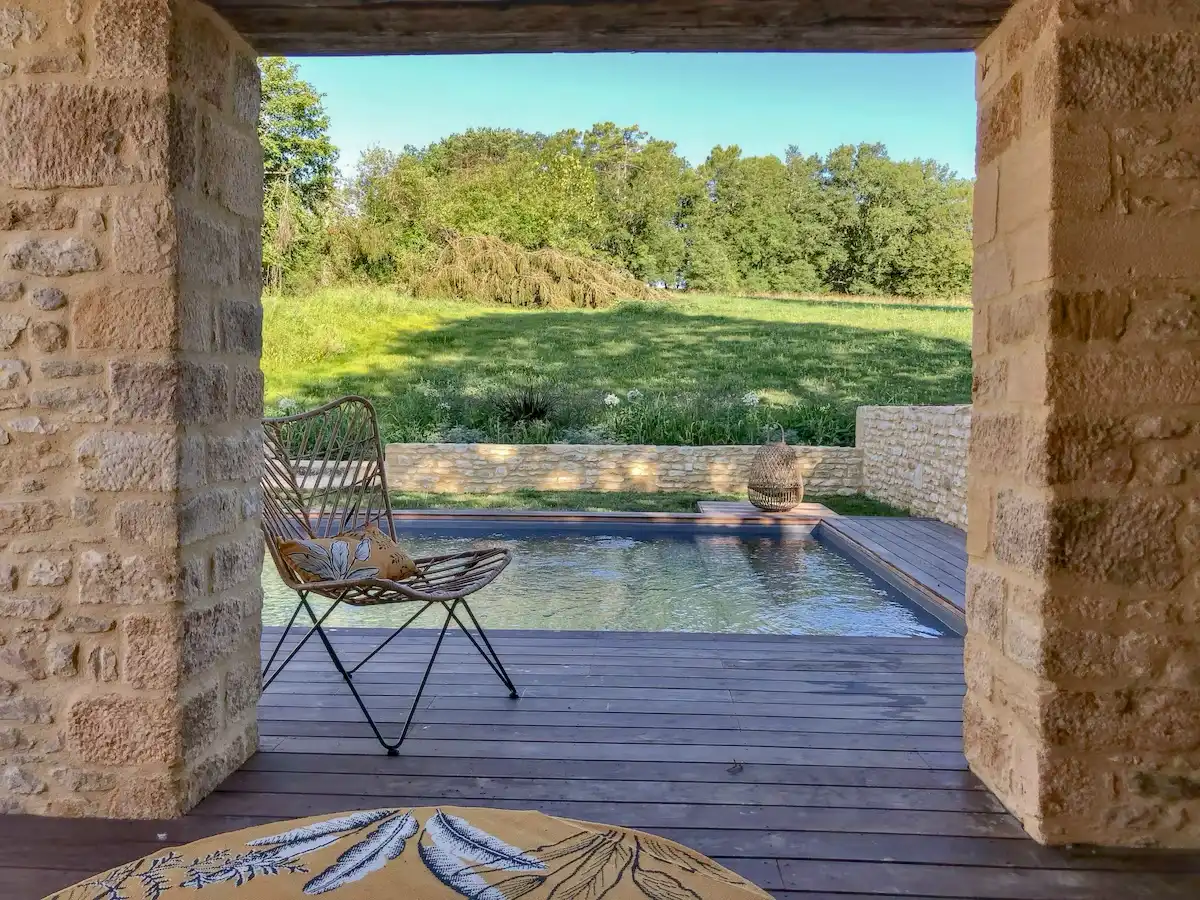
[
  {"xmin": 857, "ymin": 405, "xmax": 970, "ymax": 527},
  {"xmin": 386, "ymin": 443, "xmax": 864, "ymax": 497},
  {"xmin": 966, "ymin": 0, "xmax": 1200, "ymax": 847},
  {"xmin": 0, "ymin": 0, "xmax": 263, "ymax": 817}
]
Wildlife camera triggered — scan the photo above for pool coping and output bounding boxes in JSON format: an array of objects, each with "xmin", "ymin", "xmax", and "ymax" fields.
[{"xmin": 382, "ymin": 504, "xmax": 967, "ymax": 637}]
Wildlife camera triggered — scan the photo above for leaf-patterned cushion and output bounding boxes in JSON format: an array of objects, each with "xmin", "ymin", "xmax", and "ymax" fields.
[{"xmin": 278, "ymin": 525, "xmax": 417, "ymax": 584}]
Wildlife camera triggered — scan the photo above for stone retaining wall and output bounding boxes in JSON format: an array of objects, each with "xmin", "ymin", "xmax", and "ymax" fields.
[
  {"xmin": 386, "ymin": 443, "xmax": 864, "ymax": 497},
  {"xmin": 856, "ymin": 405, "xmax": 970, "ymax": 528}
]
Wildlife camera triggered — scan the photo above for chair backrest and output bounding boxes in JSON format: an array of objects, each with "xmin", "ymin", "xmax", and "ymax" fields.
[{"xmin": 261, "ymin": 397, "xmax": 396, "ymax": 555}]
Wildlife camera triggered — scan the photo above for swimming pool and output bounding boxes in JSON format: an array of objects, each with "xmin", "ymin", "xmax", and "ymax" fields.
[{"xmin": 261, "ymin": 521, "xmax": 950, "ymax": 638}]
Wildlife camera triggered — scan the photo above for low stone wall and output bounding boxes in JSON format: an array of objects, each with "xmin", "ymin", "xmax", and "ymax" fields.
[
  {"xmin": 856, "ymin": 405, "xmax": 970, "ymax": 528},
  {"xmin": 386, "ymin": 443, "xmax": 863, "ymax": 497}
]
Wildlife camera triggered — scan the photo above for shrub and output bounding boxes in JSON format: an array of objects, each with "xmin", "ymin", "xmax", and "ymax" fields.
[{"xmin": 415, "ymin": 234, "xmax": 667, "ymax": 309}]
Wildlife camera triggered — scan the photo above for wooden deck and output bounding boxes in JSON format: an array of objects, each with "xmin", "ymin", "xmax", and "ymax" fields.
[
  {"xmin": 7, "ymin": 628, "xmax": 1199, "ymax": 899},
  {"xmin": 818, "ymin": 516, "xmax": 967, "ymax": 612}
]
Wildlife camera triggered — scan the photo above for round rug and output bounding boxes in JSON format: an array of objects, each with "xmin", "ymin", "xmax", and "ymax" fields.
[{"xmin": 46, "ymin": 805, "xmax": 772, "ymax": 899}]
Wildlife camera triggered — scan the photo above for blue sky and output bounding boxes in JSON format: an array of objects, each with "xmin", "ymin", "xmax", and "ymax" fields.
[{"xmin": 292, "ymin": 53, "xmax": 978, "ymax": 179}]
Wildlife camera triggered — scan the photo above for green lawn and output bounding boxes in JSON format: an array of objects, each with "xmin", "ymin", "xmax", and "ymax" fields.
[
  {"xmin": 389, "ymin": 489, "xmax": 907, "ymax": 517},
  {"xmin": 264, "ymin": 288, "xmax": 971, "ymax": 447}
]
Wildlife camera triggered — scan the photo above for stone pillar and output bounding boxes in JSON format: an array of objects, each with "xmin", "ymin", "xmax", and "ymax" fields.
[
  {"xmin": 967, "ymin": 0, "xmax": 1200, "ymax": 846},
  {"xmin": 0, "ymin": 0, "xmax": 263, "ymax": 816}
]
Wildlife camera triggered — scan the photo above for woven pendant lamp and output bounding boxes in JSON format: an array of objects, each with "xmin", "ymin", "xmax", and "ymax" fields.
[{"xmin": 746, "ymin": 425, "xmax": 804, "ymax": 512}]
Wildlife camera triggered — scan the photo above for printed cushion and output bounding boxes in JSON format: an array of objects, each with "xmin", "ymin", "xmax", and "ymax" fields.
[{"xmin": 278, "ymin": 525, "xmax": 417, "ymax": 584}]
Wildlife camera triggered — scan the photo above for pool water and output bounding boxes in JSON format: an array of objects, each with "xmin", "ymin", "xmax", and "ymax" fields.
[{"xmin": 262, "ymin": 527, "xmax": 946, "ymax": 638}]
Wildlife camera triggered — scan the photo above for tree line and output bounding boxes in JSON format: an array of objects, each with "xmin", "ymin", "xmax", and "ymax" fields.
[{"xmin": 261, "ymin": 58, "xmax": 973, "ymax": 300}]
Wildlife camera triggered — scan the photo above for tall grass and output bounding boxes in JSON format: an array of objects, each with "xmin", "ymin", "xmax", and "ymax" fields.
[{"xmin": 263, "ymin": 288, "xmax": 972, "ymax": 447}]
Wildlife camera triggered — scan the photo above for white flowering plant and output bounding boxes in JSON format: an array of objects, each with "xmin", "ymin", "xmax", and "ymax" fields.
[
  {"xmin": 276, "ymin": 397, "xmax": 299, "ymax": 414},
  {"xmin": 741, "ymin": 392, "xmax": 760, "ymax": 407},
  {"xmin": 603, "ymin": 393, "xmax": 621, "ymax": 407},
  {"xmin": 626, "ymin": 389, "xmax": 643, "ymax": 401}
]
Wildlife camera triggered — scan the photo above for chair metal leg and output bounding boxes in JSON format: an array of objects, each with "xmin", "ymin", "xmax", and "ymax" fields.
[
  {"xmin": 261, "ymin": 597, "xmax": 304, "ymax": 679},
  {"xmin": 347, "ymin": 601, "xmax": 434, "ymax": 676},
  {"xmin": 300, "ymin": 598, "xmax": 459, "ymax": 756},
  {"xmin": 262, "ymin": 593, "xmax": 346, "ymax": 690},
  {"xmin": 449, "ymin": 601, "xmax": 520, "ymax": 699}
]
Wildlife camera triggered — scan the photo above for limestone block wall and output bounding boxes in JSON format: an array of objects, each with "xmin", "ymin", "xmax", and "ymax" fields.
[
  {"xmin": 856, "ymin": 405, "xmax": 970, "ymax": 528},
  {"xmin": 386, "ymin": 443, "xmax": 864, "ymax": 497},
  {"xmin": 0, "ymin": 0, "xmax": 263, "ymax": 817},
  {"xmin": 965, "ymin": 0, "xmax": 1200, "ymax": 848}
]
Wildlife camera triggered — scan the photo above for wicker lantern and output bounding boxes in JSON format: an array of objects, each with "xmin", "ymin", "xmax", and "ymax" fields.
[{"xmin": 746, "ymin": 426, "xmax": 804, "ymax": 512}]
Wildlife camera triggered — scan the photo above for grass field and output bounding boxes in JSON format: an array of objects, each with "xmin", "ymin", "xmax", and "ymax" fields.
[
  {"xmin": 263, "ymin": 288, "xmax": 972, "ymax": 447},
  {"xmin": 390, "ymin": 489, "xmax": 907, "ymax": 517}
]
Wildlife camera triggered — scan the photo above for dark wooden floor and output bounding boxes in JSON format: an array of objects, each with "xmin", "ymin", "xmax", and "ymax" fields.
[
  {"xmin": 820, "ymin": 517, "xmax": 967, "ymax": 611},
  {"xmin": 7, "ymin": 628, "xmax": 1199, "ymax": 899}
]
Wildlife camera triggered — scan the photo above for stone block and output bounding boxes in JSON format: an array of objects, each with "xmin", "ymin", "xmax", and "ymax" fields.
[
  {"xmin": 0, "ymin": 313, "xmax": 28, "ymax": 349},
  {"xmin": 66, "ymin": 694, "xmax": 180, "ymax": 766},
  {"xmin": 199, "ymin": 114, "xmax": 263, "ymax": 218},
  {"xmin": 1049, "ymin": 495, "xmax": 1184, "ymax": 590},
  {"xmin": 1060, "ymin": 33, "xmax": 1200, "ymax": 113},
  {"xmin": 28, "ymin": 321, "xmax": 67, "ymax": 352},
  {"xmin": 232, "ymin": 52, "xmax": 260, "ymax": 125},
  {"xmin": 0, "ymin": 499, "xmax": 62, "ymax": 535},
  {"xmin": 206, "ymin": 429, "xmax": 263, "ymax": 483},
  {"xmin": 39, "ymin": 360, "xmax": 98, "ymax": 379},
  {"xmin": 86, "ymin": 646, "xmax": 119, "ymax": 682},
  {"xmin": 184, "ymin": 718, "xmax": 255, "ymax": 811},
  {"xmin": 170, "ymin": 95, "xmax": 199, "ymax": 193},
  {"xmin": 0, "ymin": 596, "xmax": 59, "ymax": 619},
  {"xmin": 29, "ymin": 288, "xmax": 65, "ymax": 312},
  {"xmin": 0, "ymin": 281, "xmax": 19, "ymax": 303},
  {"xmin": 177, "ymin": 208, "xmax": 236, "ymax": 289},
  {"xmin": 182, "ymin": 362, "xmax": 229, "ymax": 423},
  {"xmin": 225, "ymin": 653, "xmax": 261, "ymax": 721},
  {"xmin": 182, "ymin": 682, "xmax": 222, "ymax": 756},
  {"xmin": 108, "ymin": 360, "xmax": 179, "ymax": 424},
  {"xmin": 220, "ymin": 299, "xmax": 262, "ymax": 354},
  {"xmin": 210, "ymin": 534, "xmax": 263, "ymax": 593},
  {"xmin": 106, "ymin": 774, "xmax": 185, "ymax": 818},
  {"xmin": 114, "ymin": 499, "xmax": 178, "ymax": 549},
  {"xmin": 0, "ymin": 196, "xmax": 76, "ymax": 231},
  {"xmin": 76, "ymin": 431, "xmax": 180, "ymax": 492},
  {"xmin": 1, "ymin": 765, "xmax": 46, "ymax": 795},
  {"xmin": 231, "ymin": 365, "xmax": 263, "ymax": 418},
  {"xmin": 72, "ymin": 285, "xmax": 178, "ymax": 351},
  {"xmin": 4, "ymin": 237, "xmax": 98, "ymax": 277},
  {"xmin": 978, "ymin": 71, "xmax": 1023, "ymax": 166},
  {"xmin": 0, "ymin": 7, "xmax": 45, "ymax": 49},
  {"xmin": 57, "ymin": 614, "xmax": 113, "ymax": 633},
  {"xmin": 31, "ymin": 386, "xmax": 107, "ymax": 422},
  {"xmin": 183, "ymin": 592, "xmax": 255, "ymax": 676},
  {"xmin": 77, "ymin": 550, "xmax": 177, "ymax": 606},
  {"xmin": 180, "ymin": 487, "xmax": 240, "ymax": 545},
  {"xmin": 0, "ymin": 695, "xmax": 52, "ymax": 723},
  {"xmin": 0, "ymin": 84, "xmax": 168, "ymax": 189},
  {"xmin": 171, "ymin": 7, "xmax": 229, "ymax": 108},
  {"xmin": 94, "ymin": 0, "xmax": 170, "ymax": 79},
  {"xmin": 122, "ymin": 614, "xmax": 182, "ymax": 690},
  {"xmin": 0, "ymin": 359, "xmax": 27, "ymax": 390},
  {"xmin": 26, "ymin": 558, "xmax": 70, "ymax": 587},
  {"xmin": 47, "ymin": 638, "xmax": 77, "ymax": 677},
  {"xmin": 112, "ymin": 193, "xmax": 175, "ymax": 275},
  {"xmin": 993, "ymin": 490, "xmax": 1050, "ymax": 575}
]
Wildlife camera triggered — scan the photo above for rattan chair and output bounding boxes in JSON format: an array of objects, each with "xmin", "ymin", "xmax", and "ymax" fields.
[{"xmin": 260, "ymin": 395, "xmax": 519, "ymax": 755}]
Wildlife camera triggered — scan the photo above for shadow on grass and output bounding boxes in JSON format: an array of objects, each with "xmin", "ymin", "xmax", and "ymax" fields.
[{"xmin": 285, "ymin": 304, "xmax": 971, "ymax": 446}]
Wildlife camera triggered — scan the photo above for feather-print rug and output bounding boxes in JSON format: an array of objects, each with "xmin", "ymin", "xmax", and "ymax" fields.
[{"xmin": 44, "ymin": 805, "xmax": 772, "ymax": 900}]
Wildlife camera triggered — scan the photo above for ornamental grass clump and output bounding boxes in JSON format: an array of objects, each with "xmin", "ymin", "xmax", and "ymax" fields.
[{"xmin": 415, "ymin": 234, "xmax": 666, "ymax": 309}]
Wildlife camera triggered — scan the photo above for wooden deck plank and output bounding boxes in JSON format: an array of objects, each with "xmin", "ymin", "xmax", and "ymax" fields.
[
  {"xmin": 7, "ymin": 628, "xmax": 1198, "ymax": 900},
  {"xmin": 819, "ymin": 517, "xmax": 967, "ymax": 609}
]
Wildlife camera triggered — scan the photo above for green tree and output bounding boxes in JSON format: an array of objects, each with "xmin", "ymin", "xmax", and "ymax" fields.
[
  {"xmin": 257, "ymin": 57, "xmax": 339, "ymax": 291},
  {"xmin": 258, "ymin": 57, "xmax": 338, "ymax": 205}
]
